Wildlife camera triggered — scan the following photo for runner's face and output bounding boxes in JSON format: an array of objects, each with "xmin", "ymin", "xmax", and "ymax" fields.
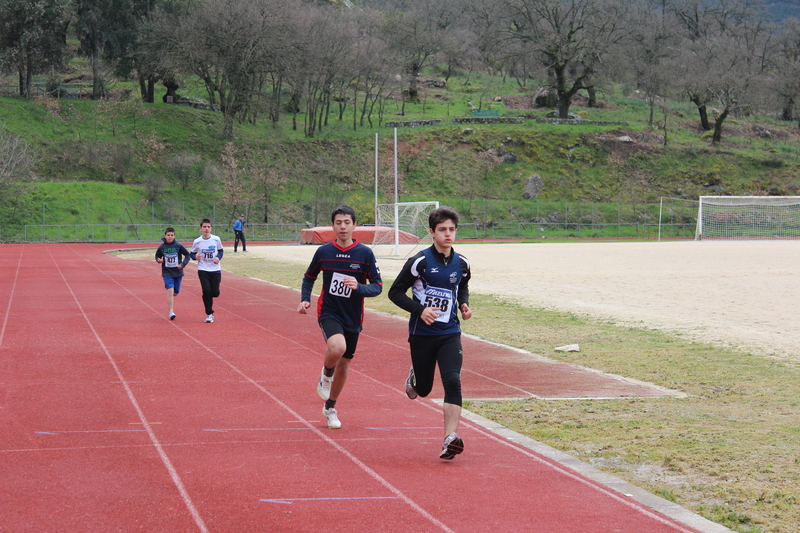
[
  {"xmin": 165, "ymin": 232, "xmax": 175, "ymax": 243},
  {"xmin": 332, "ymin": 214, "xmax": 355, "ymax": 244},
  {"xmin": 200, "ymin": 223, "xmax": 212, "ymax": 237},
  {"xmin": 430, "ymin": 219, "xmax": 457, "ymax": 252}
]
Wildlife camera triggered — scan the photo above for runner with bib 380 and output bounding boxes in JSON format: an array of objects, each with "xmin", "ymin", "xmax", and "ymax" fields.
[{"xmin": 297, "ymin": 206, "xmax": 383, "ymax": 430}]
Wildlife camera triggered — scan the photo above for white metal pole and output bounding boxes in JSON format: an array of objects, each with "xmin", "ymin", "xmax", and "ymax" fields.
[
  {"xmin": 374, "ymin": 133, "xmax": 379, "ymax": 226},
  {"xmin": 697, "ymin": 197, "xmax": 704, "ymax": 240},
  {"xmin": 393, "ymin": 127, "xmax": 399, "ymax": 256},
  {"xmin": 658, "ymin": 197, "xmax": 663, "ymax": 242}
]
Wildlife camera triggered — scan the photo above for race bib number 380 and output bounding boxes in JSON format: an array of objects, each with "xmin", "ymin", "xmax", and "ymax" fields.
[
  {"xmin": 329, "ymin": 272, "xmax": 353, "ymax": 298},
  {"xmin": 423, "ymin": 286, "xmax": 454, "ymax": 323}
]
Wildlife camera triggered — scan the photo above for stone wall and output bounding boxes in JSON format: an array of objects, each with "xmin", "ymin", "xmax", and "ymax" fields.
[
  {"xmin": 453, "ymin": 116, "xmax": 526, "ymax": 124},
  {"xmin": 535, "ymin": 118, "xmax": 629, "ymax": 126},
  {"xmin": 385, "ymin": 119, "xmax": 443, "ymax": 127},
  {"xmin": 384, "ymin": 116, "xmax": 628, "ymax": 128}
]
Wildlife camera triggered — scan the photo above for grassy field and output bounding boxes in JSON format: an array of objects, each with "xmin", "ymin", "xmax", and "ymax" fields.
[{"xmin": 120, "ymin": 247, "xmax": 800, "ymax": 533}]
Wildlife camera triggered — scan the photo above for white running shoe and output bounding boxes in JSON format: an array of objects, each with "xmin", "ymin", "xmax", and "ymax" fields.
[
  {"xmin": 439, "ymin": 433, "xmax": 464, "ymax": 460},
  {"xmin": 205, "ymin": 314, "xmax": 214, "ymax": 323},
  {"xmin": 322, "ymin": 406, "xmax": 341, "ymax": 429},
  {"xmin": 317, "ymin": 368, "xmax": 333, "ymax": 400},
  {"xmin": 169, "ymin": 312, "xmax": 176, "ymax": 321},
  {"xmin": 405, "ymin": 366, "xmax": 418, "ymax": 399}
]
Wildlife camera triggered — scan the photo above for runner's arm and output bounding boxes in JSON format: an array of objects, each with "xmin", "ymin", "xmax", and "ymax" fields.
[
  {"xmin": 388, "ymin": 259, "xmax": 425, "ymax": 315},
  {"xmin": 356, "ymin": 254, "xmax": 383, "ymax": 298}
]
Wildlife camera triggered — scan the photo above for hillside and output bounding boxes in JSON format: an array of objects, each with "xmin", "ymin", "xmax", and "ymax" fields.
[{"xmin": 2, "ymin": 72, "xmax": 800, "ymax": 241}]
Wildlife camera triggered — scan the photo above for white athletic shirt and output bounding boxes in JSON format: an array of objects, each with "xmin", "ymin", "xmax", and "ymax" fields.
[{"xmin": 191, "ymin": 234, "xmax": 223, "ymax": 272}]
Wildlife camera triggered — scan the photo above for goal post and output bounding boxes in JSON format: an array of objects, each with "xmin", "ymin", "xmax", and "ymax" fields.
[
  {"xmin": 695, "ymin": 196, "xmax": 800, "ymax": 240},
  {"xmin": 373, "ymin": 201, "xmax": 439, "ymax": 256},
  {"xmin": 658, "ymin": 197, "xmax": 699, "ymax": 241}
]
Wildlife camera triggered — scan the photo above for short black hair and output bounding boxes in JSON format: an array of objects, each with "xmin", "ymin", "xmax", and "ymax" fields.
[
  {"xmin": 200, "ymin": 218, "xmax": 212, "ymax": 226},
  {"xmin": 331, "ymin": 205, "xmax": 356, "ymax": 224},
  {"xmin": 164, "ymin": 227, "xmax": 175, "ymax": 234},
  {"xmin": 429, "ymin": 206, "xmax": 459, "ymax": 230}
]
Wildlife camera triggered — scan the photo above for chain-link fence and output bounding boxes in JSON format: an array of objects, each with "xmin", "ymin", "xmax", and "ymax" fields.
[{"xmin": 1, "ymin": 198, "xmax": 699, "ymax": 243}]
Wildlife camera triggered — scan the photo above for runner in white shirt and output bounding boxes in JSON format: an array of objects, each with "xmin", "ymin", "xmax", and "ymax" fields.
[{"xmin": 190, "ymin": 218, "xmax": 224, "ymax": 323}]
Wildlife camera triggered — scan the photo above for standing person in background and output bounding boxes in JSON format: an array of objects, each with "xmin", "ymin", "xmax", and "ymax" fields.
[
  {"xmin": 233, "ymin": 214, "xmax": 247, "ymax": 253},
  {"xmin": 297, "ymin": 206, "xmax": 382, "ymax": 429},
  {"xmin": 190, "ymin": 218, "xmax": 224, "ymax": 323},
  {"xmin": 155, "ymin": 227, "xmax": 190, "ymax": 321},
  {"xmin": 388, "ymin": 206, "xmax": 472, "ymax": 460}
]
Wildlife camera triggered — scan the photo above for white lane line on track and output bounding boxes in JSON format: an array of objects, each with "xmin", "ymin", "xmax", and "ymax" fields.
[
  {"xmin": 97, "ymin": 246, "xmax": 706, "ymax": 532},
  {"xmin": 76, "ymin": 244, "xmax": 458, "ymax": 533},
  {"xmin": 0, "ymin": 245, "xmax": 22, "ymax": 351},
  {"xmin": 260, "ymin": 496, "xmax": 400, "ymax": 505},
  {"xmin": 51, "ymin": 244, "xmax": 210, "ymax": 533}
]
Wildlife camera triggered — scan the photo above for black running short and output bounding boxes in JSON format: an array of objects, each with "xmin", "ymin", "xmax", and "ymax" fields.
[{"xmin": 319, "ymin": 318, "xmax": 360, "ymax": 359}]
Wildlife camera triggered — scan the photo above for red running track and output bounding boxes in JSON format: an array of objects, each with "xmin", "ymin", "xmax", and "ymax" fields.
[{"xmin": 0, "ymin": 243, "xmax": 728, "ymax": 533}]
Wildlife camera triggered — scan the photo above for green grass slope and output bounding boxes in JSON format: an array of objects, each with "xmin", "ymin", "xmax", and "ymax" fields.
[{"xmin": 3, "ymin": 72, "xmax": 800, "ymax": 240}]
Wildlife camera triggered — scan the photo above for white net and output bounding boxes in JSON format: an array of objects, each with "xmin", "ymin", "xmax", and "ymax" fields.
[
  {"xmin": 373, "ymin": 201, "xmax": 439, "ymax": 256},
  {"xmin": 695, "ymin": 196, "xmax": 800, "ymax": 240}
]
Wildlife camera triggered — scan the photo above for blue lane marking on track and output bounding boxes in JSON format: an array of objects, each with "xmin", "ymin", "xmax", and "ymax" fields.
[
  {"xmin": 35, "ymin": 430, "xmax": 148, "ymax": 435},
  {"xmin": 203, "ymin": 428, "xmax": 313, "ymax": 433},
  {"xmin": 260, "ymin": 496, "xmax": 400, "ymax": 505},
  {"xmin": 365, "ymin": 427, "xmax": 441, "ymax": 431}
]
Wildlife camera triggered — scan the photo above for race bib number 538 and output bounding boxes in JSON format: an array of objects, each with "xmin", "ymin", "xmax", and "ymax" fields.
[
  {"xmin": 423, "ymin": 286, "xmax": 454, "ymax": 323},
  {"xmin": 329, "ymin": 272, "xmax": 353, "ymax": 298}
]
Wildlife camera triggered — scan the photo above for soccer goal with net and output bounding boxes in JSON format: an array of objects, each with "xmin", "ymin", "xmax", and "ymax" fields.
[
  {"xmin": 372, "ymin": 201, "xmax": 439, "ymax": 256},
  {"xmin": 695, "ymin": 196, "xmax": 800, "ymax": 240}
]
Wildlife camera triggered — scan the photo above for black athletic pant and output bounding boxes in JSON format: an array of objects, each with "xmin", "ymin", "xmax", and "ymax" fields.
[
  {"xmin": 234, "ymin": 231, "xmax": 246, "ymax": 252},
  {"xmin": 197, "ymin": 270, "xmax": 221, "ymax": 315},
  {"xmin": 408, "ymin": 332, "xmax": 463, "ymax": 406}
]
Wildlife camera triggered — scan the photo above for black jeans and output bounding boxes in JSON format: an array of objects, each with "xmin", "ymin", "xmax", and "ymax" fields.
[
  {"xmin": 234, "ymin": 231, "xmax": 246, "ymax": 251},
  {"xmin": 197, "ymin": 270, "xmax": 221, "ymax": 315}
]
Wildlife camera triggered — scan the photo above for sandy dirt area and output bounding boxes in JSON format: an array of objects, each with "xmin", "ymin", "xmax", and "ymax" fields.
[{"xmin": 243, "ymin": 240, "xmax": 799, "ymax": 359}]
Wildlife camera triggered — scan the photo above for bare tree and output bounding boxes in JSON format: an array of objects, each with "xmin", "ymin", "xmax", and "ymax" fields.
[
  {"xmin": 670, "ymin": 2, "xmax": 775, "ymax": 143},
  {"xmin": 769, "ymin": 19, "xmax": 800, "ymax": 121},
  {"xmin": 492, "ymin": 0, "xmax": 630, "ymax": 118},
  {"xmin": 665, "ymin": 0, "xmax": 775, "ymax": 132},
  {"xmin": 294, "ymin": 6, "xmax": 359, "ymax": 138},
  {"xmin": 351, "ymin": 12, "xmax": 392, "ymax": 128},
  {"xmin": 379, "ymin": 0, "xmax": 463, "ymax": 102},
  {"xmin": 153, "ymin": 0, "xmax": 295, "ymax": 139},
  {"xmin": 617, "ymin": 3, "xmax": 684, "ymax": 127},
  {"xmin": 0, "ymin": 127, "xmax": 37, "ymax": 203},
  {"xmin": 167, "ymin": 154, "xmax": 206, "ymax": 191},
  {"xmin": 438, "ymin": 27, "xmax": 482, "ymax": 83}
]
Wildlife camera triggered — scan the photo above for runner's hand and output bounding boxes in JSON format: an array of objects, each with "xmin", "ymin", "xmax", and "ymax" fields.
[
  {"xmin": 297, "ymin": 301, "xmax": 311, "ymax": 314},
  {"xmin": 421, "ymin": 307, "xmax": 440, "ymax": 325}
]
